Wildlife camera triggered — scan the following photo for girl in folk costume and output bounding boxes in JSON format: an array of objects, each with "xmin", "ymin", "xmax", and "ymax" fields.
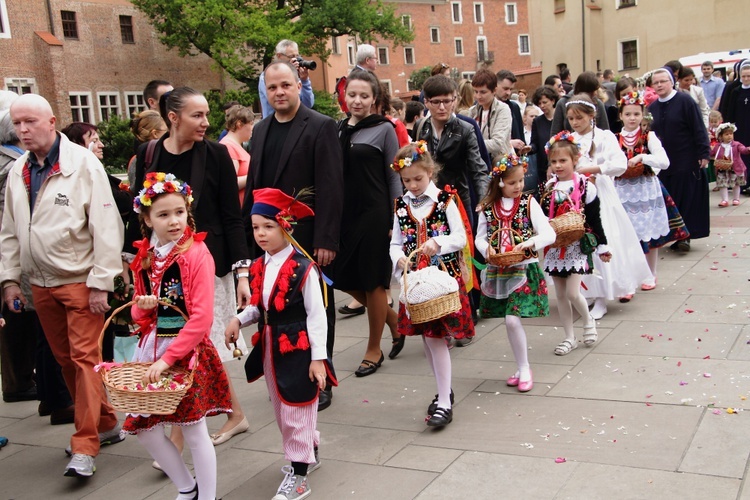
[
  {"xmin": 566, "ymin": 94, "xmax": 653, "ymax": 319},
  {"xmin": 707, "ymin": 110, "xmax": 723, "ymax": 189},
  {"xmin": 614, "ymin": 92, "xmax": 689, "ymax": 289},
  {"xmin": 389, "ymin": 142, "xmax": 475, "ymax": 427},
  {"xmin": 224, "ymin": 188, "xmax": 336, "ymax": 500},
  {"xmin": 125, "ymin": 173, "xmax": 231, "ymax": 500},
  {"xmin": 712, "ymin": 123, "xmax": 750, "ymax": 207},
  {"xmin": 542, "ymin": 133, "xmax": 610, "ymax": 355},
  {"xmin": 475, "ymin": 154, "xmax": 555, "ymax": 391}
]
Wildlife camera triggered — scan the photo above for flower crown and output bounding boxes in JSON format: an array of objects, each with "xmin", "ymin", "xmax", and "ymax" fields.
[
  {"xmin": 716, "ymin": 122, "xmax": 737, "ymax": 136},
  {"xmin": 618, "ymin": 91, "xmax": 644, "ymax": 108},
  {"xmin": 490, "ymin": 153, "xmax": 529, "ymax": 178},
  {"xmin": 544, "ymin": 130, "xmax": 581, "ymax": 155},
  {"xmin": 134, "ymin": 172, "xmax": 193, "ymax": 213},
  {"xmin": 565, "ymin": 99, "xmax": 596, "ymax": 111},
  {"xmin": 391, "ymin": 141, "xmax": 429, "ymax": 172}
]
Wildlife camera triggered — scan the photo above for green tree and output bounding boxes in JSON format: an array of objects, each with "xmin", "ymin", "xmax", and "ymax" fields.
[
  {"xmin": 409, "ymin": 66, "xmax": 433, "ymax": 91},
  {"xmin": 131, "ymin": 0, "xmax": 413, "ymax": 87},
  {"xmin": 204, "ymin": 89, "xmax": 258, "ymax": 140},
  {"xmin": 311, "ymin": 90, "xmax": 343, "ymax": 121},
  {"xmin": 98, "ymin": 115, "xmax": 134, "ymax": 174}
]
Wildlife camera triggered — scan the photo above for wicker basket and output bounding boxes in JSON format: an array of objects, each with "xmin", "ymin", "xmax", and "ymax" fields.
[
  {"xmin": 715, "ymin": 158, "xmax": 734, "ymax": 171},
  {"xmin": 99, "ymin": 300, "xmax": 194, "ymax": 415},
  {"xmin": 403, "ymin": 249, "xmax": 461, "ymax": 324},
  {"xmin": 542, "ymin": 190, "xmax": 586, "ymax": 248},
  {"xmin": 617, "ymin": 162, "xmax": 644, "ymax": 180},
  {"xmin": 487, "ymin": 228, "xmax": 527, "ymax": 267}
]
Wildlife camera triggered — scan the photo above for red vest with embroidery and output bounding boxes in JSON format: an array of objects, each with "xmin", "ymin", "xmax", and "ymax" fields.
[{"xmin": 483, "ymin": 194, "xmax": 537, "ymax": 258}]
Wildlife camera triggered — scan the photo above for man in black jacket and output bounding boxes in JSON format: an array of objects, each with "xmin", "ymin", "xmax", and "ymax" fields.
[{"xmin": 495, "ymin": 69, "xmax": 526, "ymax": 152}]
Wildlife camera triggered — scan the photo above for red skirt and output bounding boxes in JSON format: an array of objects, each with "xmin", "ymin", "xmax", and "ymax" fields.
[
  {"xmin": 397, "ymin": 277, "xmax": 474, "ymax": 339},
  {"xmin": 122, "ymin": 339, "xmax": 232, "ymax": 433}
]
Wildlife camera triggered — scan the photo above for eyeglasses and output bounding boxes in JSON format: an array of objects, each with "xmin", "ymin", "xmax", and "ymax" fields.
[{"xmin": 426, "ymin": 97, "xmax": 455, "ymax": 107}]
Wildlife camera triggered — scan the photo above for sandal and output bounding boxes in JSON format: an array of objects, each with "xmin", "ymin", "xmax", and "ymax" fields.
[
  {"xmin": 554, "ymin": 339, "xmax": 578, "ymax": 356},
  {"xmin": 583, "ymin": 320, "xmax": 598, "ymax": 347},
  {"xmin": 733, "ymin": 199, "xmax": 741, "ymax": 206},
  {"xmin": 719, "ymin": 200, "xmax": 729, "ymax": 207}
]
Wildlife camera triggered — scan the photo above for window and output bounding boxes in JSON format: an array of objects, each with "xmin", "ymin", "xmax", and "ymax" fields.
[
  {"xmin": 331, "ymin": 36, "xmax": 340, "ymax": 55},
  {"xmin": 98, "ymin": 92, "xmax": 120, "ymax": 122},
  {"xmin": 404, "ymin": 47, "xmax": 415, "ymax": 65},
  {"xmin": 5, "ymin": 78, "xmax": 36, "ymax": 94},
  {"xmin": 518, "ymin": 34, "xmax": 530, "ymax": 55},
  {"xmin": 451, "ymin": 2, "xmax": 462, "ymax": 23},
  {"xmin": 477, "ymin": 37, "xmax": 487, "ymax": 61},
  {"xmin": 61, "ymin": 11, "xmax": 78, "ymax": 39},
  {"xmin": 407, "ymin": 80, "xmax": 418, "ymax": 92},
  {"xmin": 619, "ymin": 38, "xmax": 639, "ymax": 70},
  {"xmin": 347, "ymin": 43, "xmax": 355, "ymax": 66},
  {"xmin": 69, "ymin": 92, "xmax": 93, "ymax": 123},
  {"xmin": 124, "ymin": 92, "xmax": 146, "ymax": 117},
  {"xmin": 430, "ymin": 27, "xmax": 440, "ymax": 44},
  {"xmin": 554, "ymin": 0, "xmax": 565, "ymax": 13},
  {"xmin": 474, "ymin": 3, "xmax": 484, "ymax": 23},
  {"xmin": 461, "ymin": 71, "xmax": 476, "ymax": 81},
  {"xmin": 380, "ymin": 80, "xmax": 392, "ymax": 96},
  {"xmin": 378, "ymin": 47, "xmax": 389, "ymax": 65},
  {"xmin": 617, "ymin": 0, "xmax": 636, "ymax": 7},
  {"xmin": 0, "ymin": 0, "xmax": 11, "ymax": 39},
  {"xmin": 505, "ymin": 3, "xmax": 517, "ymax": 24},
  {"xmin": 119, "ymin": 15, "xmax": 134, "ymax": 44},
  {"xmin": 454, "ymin": 38, "xmax": 464, "ymax": 56},
  {"xmin": 401, "ymin": 15, "xmax": 411, "ymax": 29}
]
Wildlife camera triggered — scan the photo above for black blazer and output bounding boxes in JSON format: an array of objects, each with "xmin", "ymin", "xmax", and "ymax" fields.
[
  {"xmin": 242, "ymin": 105, "xmax": 344, "ymax": 257},
  {"xmin": 125, "ymin": 135, "xmax": 249, "ymax": 276}
]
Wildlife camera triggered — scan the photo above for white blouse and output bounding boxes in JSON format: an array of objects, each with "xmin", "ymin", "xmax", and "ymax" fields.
[
  {"xmin": 574, "ymin": 128, "xmax": 627, "ymax": 178},
  {"xmin": 619, "ymin": 128, "xmax": 670, "ymax": 174},
  {"xmin": 389, "ymin": 181, "xmax": 467, "ymax": 277}
]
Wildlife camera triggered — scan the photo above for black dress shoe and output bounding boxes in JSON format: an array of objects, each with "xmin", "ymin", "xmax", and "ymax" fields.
[
  {"xmin": 318, "ymin": 388, "xmax": 332, "ymax": 411},
  {"xmin": 354, "ymin": 351, "xmax": 384, "ymax": 377},
  {"xmin": 38, "ymin": 401, "xmax": 53, "ymax": 417},
  {"xmin": 427, "ymin": 390, "xmax": 454, "ymax": 415},
  {"xmin": 426, "ymin": 407, "xmax": 453, "ymax": 427},
  {"xmin": 50, "ymin": 405, "xmax": 75, "ymax": 425},
  {"xmin": 3, "ymin": 386, "xmax": 37, "ymax": 403},
  {"xmin": 388, "ymin": 334, "xmax": 405, "ymax": 359},
  {"xmin": 671, "ymin": 239, "xmax": 690, "ymax": 252},
  {"xmin": 338, "ymin": 305, "xmax": 365, "ymax": 316}
]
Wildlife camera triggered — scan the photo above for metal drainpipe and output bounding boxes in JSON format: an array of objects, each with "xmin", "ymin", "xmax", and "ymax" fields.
[
  {"xmin": 45, "ymin": 0, "xmax": 55, "ymax": 35},
  {"xmin": 581, "ymin": 0, "xmax": 586, "ymax": 71}
]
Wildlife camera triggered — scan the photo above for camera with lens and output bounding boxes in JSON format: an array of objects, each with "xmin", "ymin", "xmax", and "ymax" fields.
[{"xmin": 294, "ymin": 57, "xmax": 317, "ymax": 71}]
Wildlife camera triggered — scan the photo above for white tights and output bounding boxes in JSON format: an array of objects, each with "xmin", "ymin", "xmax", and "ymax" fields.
[
  {"xmin": 720, "ymin": 185, "xmax": 741, "ymax": 202},
  {"xmin": 646, "ymin": 249, "xmax": 659, "ymax": 281},
  {"xmin": 423, "ymin": 336, "xmax": 452, "ymax": 409},
  {"xmin": 505, "ymin": 315, "xmax": 530, "ymax": 381},
  {"xmin": 136, "ymin": 419, "xmax": 216, "ymax": 500},
  {"xmin": 552, "ymin": 276, "xmax": 592, "ymax": 342}
]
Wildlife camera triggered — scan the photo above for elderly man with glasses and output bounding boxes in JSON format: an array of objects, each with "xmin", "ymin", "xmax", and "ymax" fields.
[{"xmin": 259, "ymin": 39, "xmax": 315, "ymax": 118}]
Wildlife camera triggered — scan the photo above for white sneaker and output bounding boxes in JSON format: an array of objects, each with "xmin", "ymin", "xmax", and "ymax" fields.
[
  {"xmin": 65, "ymin": 424, "xmax": 125, "ymax": 456},
  {"xmin": 590, "ymin": 298, "xmax": 608, "ymax": 320},
  {"xmin": 64, "ymin": 453, "xmax": 95, "ymax": 477},
  {"xmin": 273, "ymin": 465, "xmax": 311, "ymax": 500}
]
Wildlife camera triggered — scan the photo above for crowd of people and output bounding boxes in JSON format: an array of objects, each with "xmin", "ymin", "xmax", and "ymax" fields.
[{"xmin": 0, "ymin": 40, "xmax": 748, "ymax": 500}]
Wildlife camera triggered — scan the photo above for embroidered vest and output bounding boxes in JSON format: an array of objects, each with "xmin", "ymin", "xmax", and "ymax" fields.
[
  {"xmin": 244, "ymin": 252, "xmax": 336, "ymax": 404},
  {"xmin": 541, "ymin": 176, "xmax": 589, "ymax": 218},
  {"xmin": 395, "ymin": 190, "xmax": 461, "ymax": 277},
  {"xmin": 141, "ymin": 263, "xmax": 187, "ymax": 338},
  {"xmin": 483, "ymin": 194, "xmax": 537, "ymax": 258}
]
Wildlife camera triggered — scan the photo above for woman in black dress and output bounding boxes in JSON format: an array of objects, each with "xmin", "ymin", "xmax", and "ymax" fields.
[{"xmin": 334, "ymin": 70, "xmax": 401, "ymax": 377}]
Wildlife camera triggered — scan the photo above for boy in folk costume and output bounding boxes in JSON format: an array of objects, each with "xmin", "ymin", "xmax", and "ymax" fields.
[{"xmin": 225, "ymin": 188, "xmax": 336, "ymax": 500}]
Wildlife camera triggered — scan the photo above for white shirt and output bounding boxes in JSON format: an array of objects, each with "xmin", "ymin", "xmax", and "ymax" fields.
[
  {"xmin": 619, "ymin": 128, "xmax": 670, "ymax": 173},
  {"xmin": 573, "ymin": 128, "xmax": 628, "ymax": 178},
  {"xmin": 389, "ymin": 181, "xmax": 467, "ymax": 278},
  {"xmin": 235, "ymin": 244, "xmax": 327, "ymax": 361},
  {"xmin": 475, "ymin": 196, "xmax": 556, "ymax": 264}
]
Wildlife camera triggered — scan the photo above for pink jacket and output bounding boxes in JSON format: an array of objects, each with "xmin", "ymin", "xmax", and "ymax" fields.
[{"xmin": 711, "ymin": 141, "xmax": 750, "ymax": 176}]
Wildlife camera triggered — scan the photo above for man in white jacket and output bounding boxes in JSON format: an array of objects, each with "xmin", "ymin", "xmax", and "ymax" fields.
[{"xmin": 0, "ymin": 94, "xmax": 125, "ymax": 478}]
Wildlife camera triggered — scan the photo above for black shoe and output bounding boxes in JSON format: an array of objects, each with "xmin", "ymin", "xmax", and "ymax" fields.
[
  {"xmin": 388, "ymin": 334, "xmax": 405, "ymax": 360},
  {"xmin": 354, "ymin": 351, "xmax": 384, "ymax": 377},
  {"xmin": 318, "ymin": 388, "xmax": 332, "ymax": 411},
  {"xmin": 3, "ymin": 386, "xmax": 37, "ymax": 403},
  {"xmin": 427, "ymin": 390, "xmax": 454, "ymax": 415},
  {"xmin": 338, "ymin": 305, "xmax": 365, "ymax": 316},
  {"xmin": 426, "ymin": 407, "xmax": 453, "ymax": 427},
  {"xmin": 454, "ymin": 336, "xmax": 474, "ymax": 347},
  {"xmin": 671, "ymin": 239, "xmax": 690, "ymax": 252},
  {"xmin": 38, "ymin": 401, "xmax": 53, "ymax": 417},
  {"xmin": 50, "ymin": 405, "xmax": 75, "ymax": 425}
]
